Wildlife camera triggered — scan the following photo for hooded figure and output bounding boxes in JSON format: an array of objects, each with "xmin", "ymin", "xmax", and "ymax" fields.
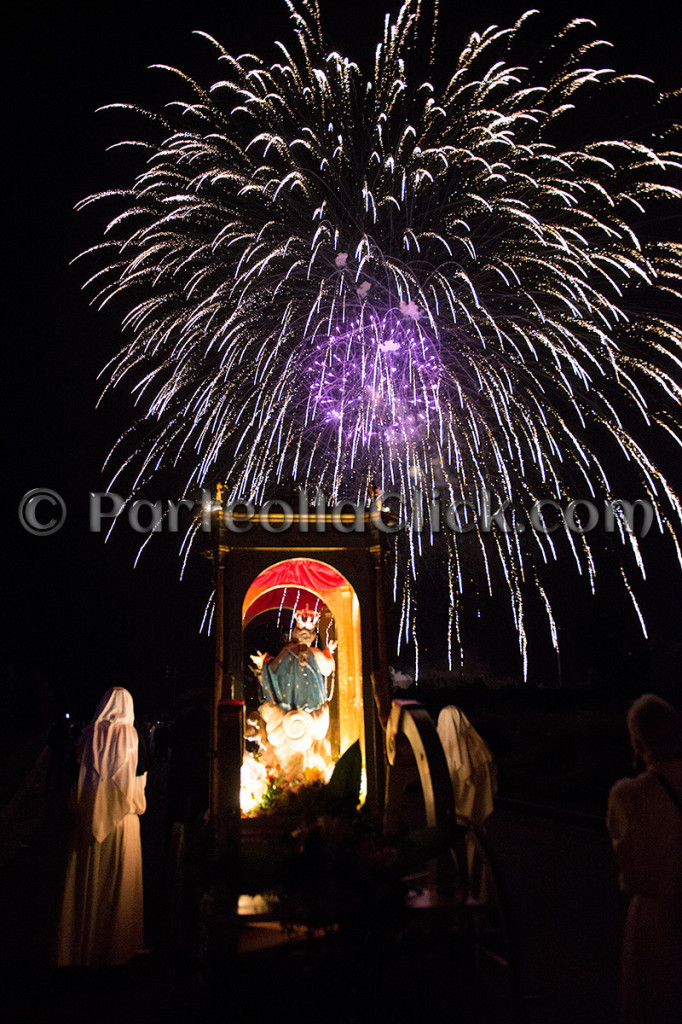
[
  {"xmin": 606, "ymin": 694, "xmax": 682, "ymax": 1024},
  {"xmin": 437, "ymin": 705, "xmax": 497, "ymax": 827},
  {"xmin": 57, "ymin": 687, "xmax": 147, "ymax": 966}
]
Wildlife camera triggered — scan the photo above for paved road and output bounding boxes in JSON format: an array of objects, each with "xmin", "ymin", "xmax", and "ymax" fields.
[
  {"xmin": 485, "ymin": 808, "xmax": 624, "ymax": 1024},
  {"xmin": 0, "ymin": 759, "xmax": 625, "ymax": 1024}
]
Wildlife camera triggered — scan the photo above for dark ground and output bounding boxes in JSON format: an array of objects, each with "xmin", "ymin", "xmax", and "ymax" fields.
[{"xmin": 0, "ymin": 745, "xmax": 626, "ymax": 1024}]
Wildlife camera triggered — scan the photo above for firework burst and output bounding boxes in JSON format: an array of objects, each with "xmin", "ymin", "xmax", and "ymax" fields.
[{"xmin": 79, "ymin": 1, "xmax": 682, "ymax": 675}]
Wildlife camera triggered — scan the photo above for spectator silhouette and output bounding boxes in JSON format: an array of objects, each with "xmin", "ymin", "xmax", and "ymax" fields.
[
  {"xmin": 606, "ymin": 693, "xmax": 682, "ymax": 1024},
  {"xmin": 150, "ymin": 720, "xmax": 171, "ymax": 762},
  {"xmin": 167, "ymin": 699, "xmax": 209, "ymax": 828}
]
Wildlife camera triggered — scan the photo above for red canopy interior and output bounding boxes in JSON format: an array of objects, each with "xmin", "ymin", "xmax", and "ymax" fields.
[
  {"xmin": 242, "ymin": 558, "xmax": 348, "ymax": 625},
  {"xmin": 244, "ymin": 587, "xmax": 322, "ymax": 623}
]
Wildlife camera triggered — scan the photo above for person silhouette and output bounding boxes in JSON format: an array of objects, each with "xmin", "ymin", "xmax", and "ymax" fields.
[
  {"xmin": 606, "ymin": 694, "xmax": 682, "ymax": 1024},
  {"xmin": 56, "ymin": 687, "xmax": 147, "ymax": 967}
]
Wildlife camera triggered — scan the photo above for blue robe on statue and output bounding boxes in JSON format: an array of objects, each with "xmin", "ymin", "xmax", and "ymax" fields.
[{"xmin": 260, "ymin": 649, "xmax": 328, "ymax": 712}]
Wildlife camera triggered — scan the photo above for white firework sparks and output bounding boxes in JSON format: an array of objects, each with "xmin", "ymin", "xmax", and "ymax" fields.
[{"xmin": 77, "ymin": 1, "xmax": 682, "ymax": 675}]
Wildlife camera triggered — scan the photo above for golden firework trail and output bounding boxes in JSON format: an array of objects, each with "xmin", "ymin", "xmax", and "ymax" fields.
[{"xmin": 77, "ymin": 2, "xmax": 682, "ymax": 675}]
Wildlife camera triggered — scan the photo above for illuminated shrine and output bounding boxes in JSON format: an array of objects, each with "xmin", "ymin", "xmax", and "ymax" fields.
[{"xmin": 202, "ymin": 498, "xmax": 393, "ymax": 849}]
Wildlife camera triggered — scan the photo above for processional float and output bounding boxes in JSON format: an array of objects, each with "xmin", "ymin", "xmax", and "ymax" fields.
[{"xmin": 201, "ymin": 492, "xmax": 394, "ymax": 851}]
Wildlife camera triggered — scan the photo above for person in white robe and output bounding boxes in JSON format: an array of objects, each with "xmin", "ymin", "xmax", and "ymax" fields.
[
  {"xmin": 56, "ymin": 687, "xmax": 147, "ymax": 966},
  {"xmin": 606, "ymin": 693, "xmax": 682, "ymax": 1024},
  {"xmin": 437, "ymin": 705, "xmax": 498, "ymax": 900},
  {"xmin": 437, "ymin": 705, "xmax": 497, "ymax": 827}
]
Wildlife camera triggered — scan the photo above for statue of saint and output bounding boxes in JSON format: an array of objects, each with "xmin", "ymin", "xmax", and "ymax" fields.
[
  {"xmin": 254, "ymin": 610, "xmax": 336, "ymax": 712},
  {"xmin": 249, "ymin": 608, "xmax": 337, "ymax": 778}
]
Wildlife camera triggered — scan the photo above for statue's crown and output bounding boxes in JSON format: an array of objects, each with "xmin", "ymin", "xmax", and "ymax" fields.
[{"xmin": 295, "ymin": 607, "xmax": 320, "ymax": 629}]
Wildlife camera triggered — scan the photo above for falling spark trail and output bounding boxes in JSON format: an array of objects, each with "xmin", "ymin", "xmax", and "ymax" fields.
[{"xmin": 77, "ymin": 2, "xmax": 682, "ymax": 674}]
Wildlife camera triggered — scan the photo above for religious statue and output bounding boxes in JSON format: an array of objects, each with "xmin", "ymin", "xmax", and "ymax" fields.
[{"xmin": 249, "ymin": 608, "xmax": 337, "ymax": 779}]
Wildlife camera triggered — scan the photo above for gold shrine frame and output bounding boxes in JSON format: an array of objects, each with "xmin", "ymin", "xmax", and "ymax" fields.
[{"xmin": 241, "ymin": 557, "xmax": 365, "ymax": 767}]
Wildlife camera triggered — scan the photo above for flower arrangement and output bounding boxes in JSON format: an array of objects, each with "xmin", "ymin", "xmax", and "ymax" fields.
[
  {"xmin": 239, "ymin": 742, "xmax": 411, "ymax": 942},
  {"xmin": 242, "ymin": 762, "xmax": 328, "ymax": 818}
]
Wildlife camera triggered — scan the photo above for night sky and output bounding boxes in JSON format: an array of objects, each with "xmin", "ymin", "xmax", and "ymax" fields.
[{"xmin": 4, "ymin": 0, "xmax": 680, "ymax": 718}]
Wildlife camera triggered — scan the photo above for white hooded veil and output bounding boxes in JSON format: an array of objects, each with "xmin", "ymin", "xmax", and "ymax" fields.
[
  {"xmin": 437, "ymin": 705, "xmax": 497, "ymax": 826},
  {"xmin": 76, "ymin": 687, "xmax": 144, "ymax": 842}
]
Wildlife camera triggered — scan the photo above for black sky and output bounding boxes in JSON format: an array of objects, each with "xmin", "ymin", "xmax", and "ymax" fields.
[{"xmin": 3, "ymin": 0, "xmax": 680, "ymax": 716}]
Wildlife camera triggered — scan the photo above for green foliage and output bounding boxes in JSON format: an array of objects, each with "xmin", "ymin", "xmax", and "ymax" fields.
[
  {"xmin": 238, "ymin": 741, "xmax": 410, "ymax": 939},
  {"xmin": 325, "ymin": 739, "xmax": 362, "ymax": 812}
]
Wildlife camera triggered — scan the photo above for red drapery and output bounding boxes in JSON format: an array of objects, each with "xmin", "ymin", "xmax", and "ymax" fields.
[{"xmin": 242, "ymin": 558, "xmax": 348, "ymax": 625}]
